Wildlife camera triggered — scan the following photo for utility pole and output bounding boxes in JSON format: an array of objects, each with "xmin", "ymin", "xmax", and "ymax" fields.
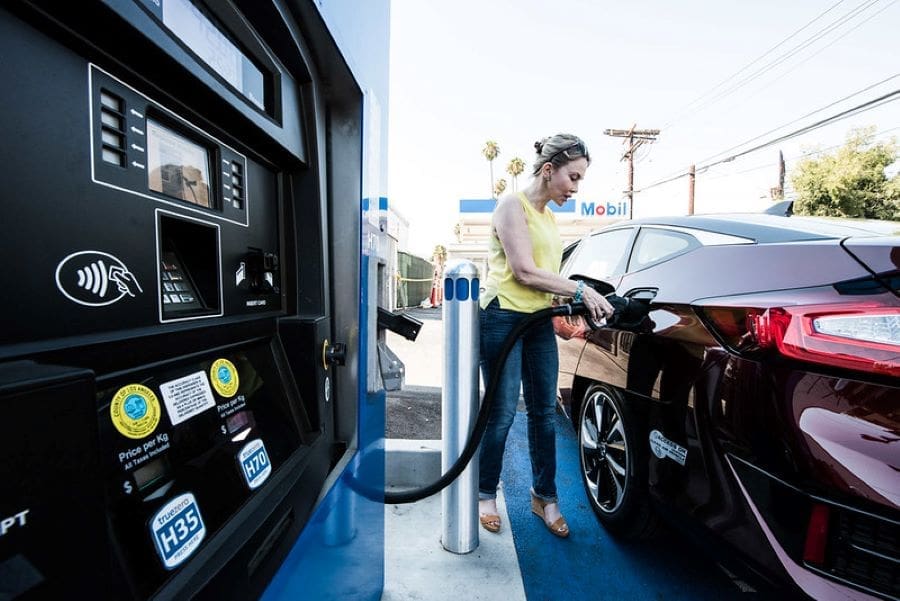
[
  {"xmin": 776, "ymin": 150, "xmax": 786, "ymax": 200},
  {"xmin": 768, "ymin": 150, "xmax": 786, "ymax": 200},
  {"xmin": 604, "ymin": 125, "xmax": 660, "ymax": 219},
  {"xmin": 688, "ymin": 164, "xmax": 695, "ymax": 215}
]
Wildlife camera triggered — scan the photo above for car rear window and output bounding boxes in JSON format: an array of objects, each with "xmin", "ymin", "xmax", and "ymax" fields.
[{"xmin": 629, "ymin": 228, "xmax": 700, "ymax": 271}]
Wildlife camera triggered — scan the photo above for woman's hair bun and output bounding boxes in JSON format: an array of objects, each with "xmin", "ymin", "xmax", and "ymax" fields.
[{"xmin": 534, "ymin": 140, "xmax": 544, "ymax": 154}]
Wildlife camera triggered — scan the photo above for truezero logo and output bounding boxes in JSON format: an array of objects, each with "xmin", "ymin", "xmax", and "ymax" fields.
[
  {"xmin": 239, "ymin": 439, "xmax": 272, "ymax": 490},
  {"xmin": 580, "ymin": 201, "xmax": 629, "ymax": 217},
  {"xmin": 150, "ymin": 493, "xmax": 205, "ymax": 570}
]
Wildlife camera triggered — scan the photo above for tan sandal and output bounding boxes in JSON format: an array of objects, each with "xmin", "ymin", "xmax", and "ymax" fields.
[
  {"xmin": 479, "ymin": 513, "xmax": 501, "ymax": 533},
  {"xmin": 530, "ymin": 494, "xmax": 569, "ymax": 538}
]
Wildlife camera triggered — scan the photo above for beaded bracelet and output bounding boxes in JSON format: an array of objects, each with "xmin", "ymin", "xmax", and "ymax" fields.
[{"xmin": 573, "ymin": 279, "xmax": 585, "ymax": 303}]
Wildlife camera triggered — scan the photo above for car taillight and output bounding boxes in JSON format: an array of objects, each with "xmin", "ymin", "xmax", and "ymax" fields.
[{"xmin": 703, "ymin": 304, "xmax": 900, "ymax": 377}]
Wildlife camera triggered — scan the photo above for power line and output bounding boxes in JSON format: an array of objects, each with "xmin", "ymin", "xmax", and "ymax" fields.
[
  {"xmin": 648, "ymin": 86, "xmax": 898, "ymax": 187},
  {"xmin": 684, "ymin": 0, "xmax": 883, "ymax": 122},
  {"xmin": 723, "ymin": 0, "xmax": 899, "ymax": 111},
  {"xmin": 662, "ymin": 0, "xmax": 848, "ymax": 129},
  {"xmin": 648, "ymin": 2, "xmax": 890, "ymax": 186},
  {"xmin": 699, "ymin": 72, "xmax": 899, "ymax": 164},
  {"xmin": 702, "ymin": 89, "xmax": 899, "ymax": 168},
  {"xmin": 637, "ymin": 90, "xmax": 900, "ymax": 192},
  {"xmin": 704, "ymin": 1, "xmax": 880, "ymax": 105},
  {"xmin": 702, "ymin": 126, "xmax": 900, "ymax": 180},
  {"xmin": 665, "ymin": 0, "xmax": 882, "ymax": 130}
]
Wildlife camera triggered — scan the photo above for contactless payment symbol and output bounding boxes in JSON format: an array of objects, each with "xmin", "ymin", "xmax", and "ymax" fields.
[
  {"xmin": 150, "ymin": 493, "xmax": 206, "ymax": 570},
  {"xmin": 238, "ymin": 439, "xmax": 271, "ymax": 490},
  {"xmin": 210, "ymin": 358, "xmax": 239, "ymax": 398},
  {"xmin": 110, "ymin": 384, "xmax": 161, "ymax": 439},
  {"xmin": 55, "ymin": 250, "xmax": 143, "ymax": 307}
]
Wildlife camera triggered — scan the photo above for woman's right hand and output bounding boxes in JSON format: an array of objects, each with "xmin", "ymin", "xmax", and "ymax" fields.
[{"xmin": 581, "ymin": 285, "xmax": 615, "ymax": 324}]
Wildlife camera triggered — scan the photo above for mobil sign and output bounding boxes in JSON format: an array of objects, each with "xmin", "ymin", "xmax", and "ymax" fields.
[
  {"xmin": 459, "ymin": 198, "xmax": 630, "ymax": 218},
  {"xmin": 576, "ymin": 200, "xmax": 629, "ymax": 217}
]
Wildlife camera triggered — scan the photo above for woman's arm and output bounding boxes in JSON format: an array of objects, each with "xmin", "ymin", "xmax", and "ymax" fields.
[{"xmin": 493, "ymin": 196, "xmax": 614, "ymax": 321}]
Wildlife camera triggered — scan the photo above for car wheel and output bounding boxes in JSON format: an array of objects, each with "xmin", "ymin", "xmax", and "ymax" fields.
[{"xmin": 578, "ymin": 382, "xmax": 658, "ymax": 539}]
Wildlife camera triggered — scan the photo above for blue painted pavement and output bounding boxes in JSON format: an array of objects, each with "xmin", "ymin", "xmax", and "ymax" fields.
[{"xmin": 501, "ymin": 409, "xmax": 760, "ymax": 600}]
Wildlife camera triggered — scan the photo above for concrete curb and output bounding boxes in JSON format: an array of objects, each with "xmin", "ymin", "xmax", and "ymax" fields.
[
  {"xmin": 385, "ymin": 438, "xmax": 441, "ymax": 488},
  {"xmin": 382, "ymin": 440, "xmax": 526, "ymax": 601}
]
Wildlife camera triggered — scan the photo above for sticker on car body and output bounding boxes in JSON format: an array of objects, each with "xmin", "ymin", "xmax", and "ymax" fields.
[{"xmin": 649, "ymin": 430, "xmax": 687, "ymax": 466}]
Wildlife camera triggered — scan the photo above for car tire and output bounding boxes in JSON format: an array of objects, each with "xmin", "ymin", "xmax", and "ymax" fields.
[{"xmin": 577, "ymin": 382, "xmax": 658, "ymax": 539}]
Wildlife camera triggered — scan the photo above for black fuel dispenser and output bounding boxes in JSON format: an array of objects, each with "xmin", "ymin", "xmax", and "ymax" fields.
[{"xmin": 0, "ymin": 1, "xmax": 368, "ymax": 599}]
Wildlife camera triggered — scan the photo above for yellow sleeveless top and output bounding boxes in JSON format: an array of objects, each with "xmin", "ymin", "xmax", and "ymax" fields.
[{"xmin": 480, "ymin": 192, "xmax": 562, "ymax": 312}]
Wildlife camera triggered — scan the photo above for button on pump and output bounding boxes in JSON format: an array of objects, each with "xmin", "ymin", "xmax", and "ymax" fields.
[{"xmin": 230, "ymin": 161, "xmax": 244, "ymax": 209}]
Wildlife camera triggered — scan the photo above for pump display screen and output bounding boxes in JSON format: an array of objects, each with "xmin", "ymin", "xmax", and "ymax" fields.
[
  {"xmin": 156, "ymin": 0, "xmax": 265, "ymax": 110},
  {"xmin": 133, "ymin": 457, "xmax": 170, "ymax": 491},
  {"xmin": 147, "ymin": 120, "xmax": 211, "ymax": 207}
]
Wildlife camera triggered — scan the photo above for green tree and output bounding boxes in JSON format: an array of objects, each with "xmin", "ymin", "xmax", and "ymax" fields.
[
  {"xmin": 494, "ymin": 178, "xmax": 507, "ymax": 198},
  {"xmin": 482, "ymin": 140, "xmax": 500, "ymax": 198},
  {"xmin": 506, "ymin": 157, "xmax": 525, "ymax": 191},
  {"xmin": 791, "ymin": 127, "xmax": 899, "ymax": 220}
]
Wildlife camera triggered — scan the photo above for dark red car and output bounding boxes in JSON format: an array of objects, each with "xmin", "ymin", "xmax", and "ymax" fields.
[{"xmin": 555, "ymin": 213, "xmax": 899, "ymax": 600}]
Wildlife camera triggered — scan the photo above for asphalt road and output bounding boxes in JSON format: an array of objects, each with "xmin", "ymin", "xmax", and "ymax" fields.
[{"xmin": 384, "ymin": 307, "xmax": 443, "ymax": 439}]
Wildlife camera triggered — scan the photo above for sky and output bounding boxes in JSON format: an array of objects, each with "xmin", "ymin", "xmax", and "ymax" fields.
[{"xmin": 386, "ymin": 0, "xmax": 900, "ymax": 258}]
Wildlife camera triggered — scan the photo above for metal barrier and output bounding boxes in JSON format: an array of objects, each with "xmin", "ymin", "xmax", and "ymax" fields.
[{"xmin": 441, "ymin": 260, "xmax": 480, "ymax": 553}]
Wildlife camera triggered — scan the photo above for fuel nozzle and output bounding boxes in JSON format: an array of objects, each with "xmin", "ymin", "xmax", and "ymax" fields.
[{"xmin": 555, "ymin": 277, "xmax": 653, "ymax": 332}]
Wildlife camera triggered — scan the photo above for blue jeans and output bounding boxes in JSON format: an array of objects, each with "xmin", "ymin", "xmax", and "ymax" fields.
[{"xmin": 478, "ymin": 298, "xmax": 559, "ymax": 502}]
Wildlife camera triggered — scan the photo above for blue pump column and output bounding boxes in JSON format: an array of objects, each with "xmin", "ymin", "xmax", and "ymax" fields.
[{"xmin": 263, "ymin": 2, "xmax": 391, "ymax": 600}]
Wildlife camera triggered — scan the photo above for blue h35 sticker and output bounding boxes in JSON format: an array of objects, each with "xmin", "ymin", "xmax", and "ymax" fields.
[
  {"xmin": 239, "ymin": 439, "xmax": 271, "ymax": 490},
  {"xmin": 150, "ymin": 493, "xmax": 206, "ymax": 570}
]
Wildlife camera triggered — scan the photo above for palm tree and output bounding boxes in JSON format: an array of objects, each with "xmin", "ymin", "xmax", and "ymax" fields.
[
  {"xmin": 433, "ymin": 244, "xmax": 447, "ymax": 266},
  {"xmin": 494, "ymin": 178, "xmax": 507, "ymax": 198},
  {"xmin": 506, "ymin": 157, "xmax": 525, "ymax": 191},
  {"xmin": 482, "ymin": 140, "xmax": 500, "ymax": 198}
]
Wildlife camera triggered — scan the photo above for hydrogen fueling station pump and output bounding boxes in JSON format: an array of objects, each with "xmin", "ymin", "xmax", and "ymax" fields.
[
  {"xmin": 0, "ymin": 1, "xmax": 392, "ymax": 599},
  {"xmin": 0, "ymin": 2, "xmax": 654, "ymax": 598}
]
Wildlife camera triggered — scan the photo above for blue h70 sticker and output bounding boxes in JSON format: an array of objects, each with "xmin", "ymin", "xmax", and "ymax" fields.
[
  {"xmin": 150, "ymin": 493, "xmax": 206, "ymax": 570},
  {"xmin": 239, "ymin": 439, "xmax": 271, "ymax": 490}
]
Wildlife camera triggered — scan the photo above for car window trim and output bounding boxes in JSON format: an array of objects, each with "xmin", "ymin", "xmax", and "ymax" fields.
[{"xmin": 638, "ymin": 224, "xmax": 755, "ymax": 246}]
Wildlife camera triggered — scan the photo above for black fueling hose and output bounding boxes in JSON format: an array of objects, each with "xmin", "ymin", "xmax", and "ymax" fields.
[
  {"xmin": 346, "ymin": 292, "xmax": 650, "ymax": 504},
  {"xmin": 382, "ymin": 301, "xmax": 590, "ymax": 504}
]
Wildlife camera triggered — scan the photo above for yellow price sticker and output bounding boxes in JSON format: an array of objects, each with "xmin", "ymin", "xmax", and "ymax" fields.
[
  {"xmin": 110, "ymin": 384, "xmax": 161, "ymax": 439},
  {"xmin": 210, "ymin": 358, "xmax": 239, "ymax": 398}
]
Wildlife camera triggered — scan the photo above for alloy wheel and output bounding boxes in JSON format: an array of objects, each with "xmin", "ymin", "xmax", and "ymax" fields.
[{"xmin": 580, "ymin": 387, "xmax": 629, "ymax": 514}]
